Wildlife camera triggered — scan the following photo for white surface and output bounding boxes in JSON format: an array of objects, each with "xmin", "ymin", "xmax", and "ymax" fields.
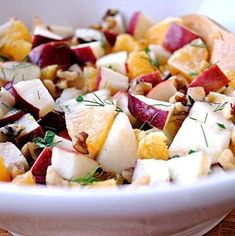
[{"xmin": 0, "ymin": 0, "xmax": 234, "ymax": 235}]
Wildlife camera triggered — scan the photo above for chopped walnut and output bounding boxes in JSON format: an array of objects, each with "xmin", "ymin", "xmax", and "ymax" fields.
[
  {"xmin": 169, "ymin": 92, "xmax": 187, "ymax": 105},
  {"xmin": 174, "ymin": 102, "xmax": 189, "ymax": 113},
  {"xmin": 21, "ymin": 142, "xmax": 39, "ymax": 161},
  {"xmin": 121, "ymin": 167, "xmax": 134, "ymax": 183},
  {"xmin": 57, "ymin": 69, "xmax": 78, "ymax": 81},
  {"xmin": 73, "ymin": 132, "xmax": 89, "ymax": 154},
  {"xmin": 8, "ymin": 162, "xmax": 25, "ymax": 179},
  {"xmin": 56, "ymin": 79, "xmax": 68, "ymax": 89},
  {"xmin": 129, "ymin": 78, "xmax": 152, "ymax": 95}
]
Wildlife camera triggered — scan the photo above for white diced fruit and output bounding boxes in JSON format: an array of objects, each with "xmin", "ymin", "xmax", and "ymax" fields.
[
  {"xmin": 96, "ymin": 51, "xmax": 128, "ymax": 75},
  {"xmin": 13, "ymin": 79, "xmax": 55, "ymax": 118},
  {"xmin": 0, "ymin": 142, "xmax": 28, "ymax": 169},
  {"xmin": 169, "ymin": 102, "xmax": 233, "ymax": 163},
  {"xmin": 0, "ymin": 87, "xmax": 15, "ymax": 117},
  {"xmin": 51, "ymin": 146, "xmax": 99, "ymax": 180},
  {"xmin": 97, "ymin": 67, "xmax": 129, "ymax": 95},
  {"xmin": 132, "ymin": 159, "xmax": 170, "ymax": 186},
  {"xmin": 168, "ymin": 151, "xmax": 211, "ymax": 184},
  {"xmin": 0, "ymin": 62, "xmax": 40, "ymax": 82},
  {"xmin": 53, "ymin": 135, "xmax": 74, "ymax": 150},
  {"xmin": 97, "ymin": 112, "xmax": 138, "ymax": 174}
]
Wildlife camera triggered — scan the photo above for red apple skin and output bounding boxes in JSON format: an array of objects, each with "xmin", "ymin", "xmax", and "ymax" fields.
[
  {"xmin": 127, "ymin": 11, "xmax": 140, "ymax": 35},
  {"xmin": 58, "ymin": 130, "xmax": 71, "ymax": 140},
  {"xmin": 29, "ymin": 42, "xmax": 73, "ymax": 69},
  {"xmin": 162, "ymin": 23, "xmax": 199, "ymax": 52},
  {"xmin": 32, "ymin": 35, "xmax": 61, "ymax": 48},
  {"xmin": 31, "ymin": 147, "xmax": 52, "ymax": 184},
  {"xmin": 4, "ymin": 82, "xmax": 17, "ymax": 97},
  {"xmin": 137, "ymin": 71, "xmax": 162, "ymax": 87},
  {"xmin": 188, "ymin": 64, "xmax": 230, "ymax": 94},
  {"xmin": 0, "ymin": 109, "xmax": 24, "ymax": 127},
  {"xmin": 12, "ymin": 87, "xmax": 40, "ymax": 120},
  {"xmin": 16, "ymin": 125, "xmax": 44, "ymax": 147},
  {"xmin": 128, "ymin": 93, "xmax": 169, "ymax": 130},
  {"xmin": 38, "ymin": 111, "xmax": 66, "ymax": 133},
  {"xmin": 103, "ymin": 30, "xmax": 118, "ymax": 46},
  {"xmin": 72, "ymin": 45, "xmax": 97, "ymax": 65}
]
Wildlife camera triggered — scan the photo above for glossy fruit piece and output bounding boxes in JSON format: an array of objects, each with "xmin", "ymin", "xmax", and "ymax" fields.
[
  {"xmin": 144, "ymin": 17, "xmax": 182, "ymax": 45},
  {"xmin": 0, "ymin": 19, "xmax": 32, "ymax": 61},
  {"xmin": 0, "ymin": 157, "xmax": 11, "ymax": 182},
  {"xmin": 127, "ymin": 51, "xmax": 155, "ymax": 79},
  {"xmin": 189, "ymin": 64, "xmax": 230, "ymax": 94},
  {"xmin": 112, "ymin": 34, "xmax": 140, "ymax": 53},
  {"xmin": 103, "ymin": 30, "xmax": 118, "ymax": 46},
  {"xmin": 162, "ymin": 23, "xmax": 199, "ymax": 52},
  {"xmin": 127, "ymin": 11, "xmax": 154, "ymax": 39},
  {"xmin": 31, "ymin": 147, "xmax": 52, "ymax": 184},
  {"xmin": 128, "ymin": 93, "xmax": 174, "ymax": 130},
  {"xmin": 29, "ymin": 41, "xmax": 73, "ymax": 69},
  {"xmin": 168, "ymin": 38, "xmax": 209, "ymax": 81}
]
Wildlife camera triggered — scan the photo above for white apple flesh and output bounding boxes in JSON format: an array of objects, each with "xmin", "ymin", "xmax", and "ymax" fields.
[
  {"xmin": 13, "ymin": 79, "xmax": 55, "ymax": 118},
  {"xmin": 75, "ymin": 28, "xmax": 103, "ymax": 42},
  {"xmin": 0, "ymin": 142, "xmax": 28, "ymax": 169},
  {"xmin": 97, "ymin": 67, "xmax": 129, "ymax": 95},
  {"xmin": 128, "ymin": 11, "xmax": 154, "ymax": 39},
  {"xmin": 128, "ymin": 93, "xmax": 175, "ymax": 130},
  {"xmin": 97, "ymin": 112, "xmax": 138, "ymax": 174},
  {"xmin": 14, "ymin": 113, "xmax": 44, "ymax": 146},
  {"xmin": 96, "ymin": 51, "xmax": 128, "ymax": 75},
  {"xmin": 71, "ymin": 41, "xmax": 105, "ymax": 64},
  {"xmin": 0, "ymin": 87, "xmax": 15, "ymax": 118},
  {"xmin": 51, "ymin": 146, "xmax": 99, "ymax": 180}
]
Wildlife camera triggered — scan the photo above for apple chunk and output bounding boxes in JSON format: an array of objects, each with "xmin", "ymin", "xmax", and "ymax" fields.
[
  {"xmin": 29, "ymin": 42, "xmax": 73, "ymax": 69},
  {"xmin": 13, "ymin": 79, "xmax": 55, "ymax": 118},
  {"xmin": 96, "ymin": 51, "xmax": 128, "ymax": 75},
  {"xmin": 162, "ymin": 23, "xmax": 199, "ymax": 52},
  {"xmin": 97, "ymin": 112, "xmax": 138, "ymax": 174},
  {"xmin": 51, "ymin": 146, "xmax": 99, "ymax": 180},
  {"xmin": 31, "ymin": 147, "xmax": 52, "ymax": 184},
  {"xmin": 97, "ymin": 67, "xmax": 129, "ymax": 95},
  {"xmin": 0, "ymin": 108, "xmax": 24, "ymax": 127},
  {"xmin": 0, "ymin": 87, "xmax": 15, "ymax": 117},
  {"xmin": 0, "ymin": 142, "xmax": 28, "ymax": 169},
  {"xmin": 75, "ymin": 28, "xmax": 102, "ymax": 43},
  {"xmin": 71, "ymin": 41, "xmax": 105, "ymax": 64},
  {"xmin": 128, "ymin": 93, "xmax": 174, "ymax": 130},
  {"xmin": 188, "ymin": 64, "xmax": 230, "ymax": 94},
  {"xmin": 14, "ymin": 113, "xmax": 44, "ymax": 146},
  {"xmin": 128, "ymin": 11, "xmax": 154, "ymax": 39}
]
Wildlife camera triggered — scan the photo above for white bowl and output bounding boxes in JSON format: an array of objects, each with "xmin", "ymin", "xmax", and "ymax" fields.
[{"xmin": 0, "ymin": 0, "xmax": 235, "ymax": 235}]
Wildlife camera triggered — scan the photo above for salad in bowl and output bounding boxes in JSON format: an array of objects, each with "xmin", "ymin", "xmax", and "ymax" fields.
[{"xmin": 0, "ymin": 8, "xmax": 234, "ymax": 190}]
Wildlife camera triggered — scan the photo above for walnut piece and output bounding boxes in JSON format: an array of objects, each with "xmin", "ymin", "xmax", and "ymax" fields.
[
  {"xmin": 8, "ymin": 162, "xmax": 25, "ymax": 179},
  {"xmin": 73, "ymin": 132, "xmax": 89, "ymax": 154},
  {"xmin": 21, "ymin": 142, "xmax": 39, "ymax": 161}
]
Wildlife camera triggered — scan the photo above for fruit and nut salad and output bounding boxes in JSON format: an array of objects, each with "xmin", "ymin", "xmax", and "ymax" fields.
[{"xmin": 0, "ymin": 9, "xmax": 234, "ymax": 189}]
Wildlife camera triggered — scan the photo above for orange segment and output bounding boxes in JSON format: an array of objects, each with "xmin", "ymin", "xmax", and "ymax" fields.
[
  {"xmin": 145, "ymin": 17, "xmax": 182, "ymax": 45},
  {"xmin": 83, "ymin": 66, "xmax": 99, "ymax": 92},
  {"xmin": 112, "ymin": 34, "xmax": 140, "ymax": 53},
  {"xmin": 0, "ymin": 19, "xmax": 32, "ymax": 61},
  {"xmin": 66, "ymin": 105, "xmax": 116, "ymax": 158},
  {"xmin": 168, "ymin": 38, "xmax": 209, "ymax": 81},
  {"xmin": 0, "ymin": 157, "xmax": 11, "ymax": 182},
  {"xmin": 12, "ymin": 171, "xmax": 35, "ymax": 185},
  {"xmin": 127, "ymin": 51, "xmax": 155, "ymax": 79}
]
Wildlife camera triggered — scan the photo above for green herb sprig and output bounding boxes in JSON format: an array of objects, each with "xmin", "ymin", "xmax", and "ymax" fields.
[{"xmin": 33, "ymin": 131, "xmax": 61, "ymax": 148}]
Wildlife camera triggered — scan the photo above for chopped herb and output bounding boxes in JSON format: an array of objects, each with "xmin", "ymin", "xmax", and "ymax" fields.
[
  {"xmin": 76, "ymin": 95, "xmax": 84, "ymax": 102},
  {"xmin": 172, "ymin": 155, "xmax": 180, "ymax": 158},
  {"xmin": 203, "ymin": 112, "xmax": 208, "ymax": 124},
  {"xmin": 100, "ymin": 39, "xmax": 106, "ymax": 50},
  {"xmin": 217, "ymin": 123, "xmax": 226, "ymax": 129},
  {"xmin": 189, "ymin": 116, "xmax": 198, "ymax": 121},
  {"xmin": 150, "ymin": 112, "xmax": 159, "ymax": 125},
  {"xmin": 214, "ymin": 102, "xmax": 228, "ymax": 112},
  {"xmin": 188, "ymin": 149, "xmax": 196, "ymax": 154},
  {"xmin": 190, "ymin": 41, "xmax": 207, "ymax": 48},
  {"xmin": 144, "ymin": 47, "xmax": 159, "ymax": 69},
  {"xmin": 70, "ymin": 167, "xmax": 104, "ymax": 185},
  {"xmin": 189, "ymin": 112, "xmax": 208, "ymax": 124},
  {"xmin": 1, "ymin": 68, "xmax": 7, "ymax": 80},
  {"xmin": 108, "ymin": 65, "xmax": 113, "ymax": 69},
  {"xmin": 144, "ymin": 47, "xmax": 151, "ymax": 54},
  {"xmin": 188, "ymin": 95, "xmax": 195, "ymax": 107},
  {"xmin": 200, "ymin": 124, "xmax": 208, "ymax": 147},
  {"xmin": 139, "ymin": 121, "xmax": 147, "ymax": 130},
  {"xmin": 33, "ymin": 131, "xmax": 62, "ymax": 148},
  {"xmin": 37, "ymin": 90, "xmax": 41, "ymax": 100},
  {"xmin": 188, "ymin": 72, "xmax": 198, "ymax": 77},
  {"xmin": 63, "ymin": 104, "xmax": 71, "ymax": 113},
  {"xmin": 152, "ymin": 103, "xmax": 171, "ymax": 107}
]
